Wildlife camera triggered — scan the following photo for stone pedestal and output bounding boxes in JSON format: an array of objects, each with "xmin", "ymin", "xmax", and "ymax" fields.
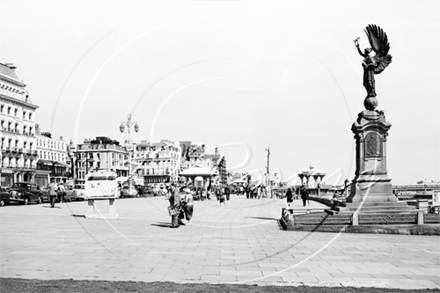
[
  {"xmin": 85, "ymin": 198, "xmax": 119, "ymax": 219},
  {"xmin": 346, "ymin": 108, "xmax": 397, "ymax": 203}
]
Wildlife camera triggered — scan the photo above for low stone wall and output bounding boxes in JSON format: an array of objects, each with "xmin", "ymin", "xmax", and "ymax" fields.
[
  {"xmin": 280, "ymin": 200, "xmax": 440, "ymax": 235},
  {"xmin": 282, "ymin": 223, "xmax": 440, "ymax": 236}
]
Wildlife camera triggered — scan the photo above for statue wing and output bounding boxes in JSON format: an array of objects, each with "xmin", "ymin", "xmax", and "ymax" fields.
[{"xmin": 365, "ymin": 24, "xmax": 392, "ymax": 74}]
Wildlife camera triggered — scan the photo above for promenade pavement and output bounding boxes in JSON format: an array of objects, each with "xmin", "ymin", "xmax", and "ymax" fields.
[{"xmin": 1, "ymin": 194, "xmax": 439, "ymax": 290}]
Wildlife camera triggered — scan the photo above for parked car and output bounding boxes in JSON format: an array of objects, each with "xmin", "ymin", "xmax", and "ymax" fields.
[
  {"xmin": 9, "ymin": 182, "xmax": 47, "ymax": 205},
  {"xmin": 72, "ymin": 184, "xmax": 86, "ymax": 201},
  {"xmin": 0, "ymin": 187, "xmax": 11, "ymax": 206},
  {"xmin": 61, "ymin": 185, "xmax": 73, "ymax": 202},
  {"xmin": 120, "ymin": 185, "xmax": 138, "ymax": 198}
]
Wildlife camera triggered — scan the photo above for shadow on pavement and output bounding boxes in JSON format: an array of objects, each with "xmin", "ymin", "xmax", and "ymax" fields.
[
  {"xmin": 70, "ymin": 214, "xmax": 86, "ymax": 218},
  {"xmin": 247, "ymin": 216, "xmax": 277, "ymax": 220},
  {"xmin": 151, "ymin": 222, "xmax": 172, "ymax": 228}
]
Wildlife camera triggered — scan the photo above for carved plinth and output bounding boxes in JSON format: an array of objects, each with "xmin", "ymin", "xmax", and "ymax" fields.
[{"xmin": 346, "ymin": 109, "xmax": 397, "ymax": 203}]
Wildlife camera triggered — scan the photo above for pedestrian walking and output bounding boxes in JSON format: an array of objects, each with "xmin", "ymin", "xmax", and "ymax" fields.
[
  {"xmin": 219, "ymin": 185, "xmax": 226, "ymax": 207},
  {"xmin": 168, "ymin": 185, "xmax": 182, "ymax": 228},
  {"xmin": 257, "ymin": 185, "xmax": 264, "ymax": 199},
  {"xmin": 48, "ymin": 180, "xmax": 57, "ymax": 208},
  {"xmin": 215, "ymin": 186, "xmax": 221, "ymax": 201},
  {"xmin": 182, "ymin": 188, "xmax": 194, "ymax": 225},
  {"xmin": 295, "ymin": 186, "xmax": 300, "ymax": 200},
  {"xmin": 224, "ymin": 185, "xmax": 231, "ymax": 201},
  {"xmin": 285, "ymin": 188, "xmax": 293, "ymax": 207},
  {"xmin": 300, "ymin": 185, "xmax": 309, "ymax": 207},
  {"xmin": 57, "ymin": 182, "xmax": 66, "ymax": 203}
]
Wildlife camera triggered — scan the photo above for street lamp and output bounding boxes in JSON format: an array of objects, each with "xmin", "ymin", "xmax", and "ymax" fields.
[{"xmin": 120, "ymin": 114, "xmax": 139, "ymax": 192}]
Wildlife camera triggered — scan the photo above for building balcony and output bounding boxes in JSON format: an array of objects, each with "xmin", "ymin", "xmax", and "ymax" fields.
[{"xmin": 23, "ymin": 148, "xmax": 32, "ymax": 154}]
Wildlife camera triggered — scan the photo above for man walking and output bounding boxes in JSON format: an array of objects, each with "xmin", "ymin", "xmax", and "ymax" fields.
[
  {"xmin": 168, "ymin": 185, "xmax": 182, "ymax": 228},
  {"xmin": 57, "ymin": 182, "xmax": 66, "ymax": 203},
  {"xmin": 48, "ymin": 180, "xmax": 57, "ymax": 208},
  {"xmin": 224, "ymin": 184, "xmax": 231, "ymax": 201},
  {"xmin": 300, "ymin": 184, "xmax": 309, "ymax": 207}
]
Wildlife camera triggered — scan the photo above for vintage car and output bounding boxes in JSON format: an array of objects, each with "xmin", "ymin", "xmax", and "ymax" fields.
[
  {"xmin": 0, "ymin": 187, "xmax": 11, "ymax": 206},
  {"xmin": 61, "ymin": 185, "xmax": 73, "ymax": 202},
  {"xmin": 71, "ymin": 184, "xmax": 86, "ymax": 201},
  {"xmin": 9, "ymin": 182, "xmax": 47, "ymax": 205},
  {"xmin": 120, "ymin": 185, "xmax": 138, "ymax": 198}
]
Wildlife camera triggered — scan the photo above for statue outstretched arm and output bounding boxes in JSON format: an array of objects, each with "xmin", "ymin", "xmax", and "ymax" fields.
[{"xmin": 355, "ymin": 44, "xmax": 366, "ymax": 58}]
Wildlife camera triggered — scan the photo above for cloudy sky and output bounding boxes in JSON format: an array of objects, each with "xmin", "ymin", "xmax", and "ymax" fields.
[{"xmin": 1, "ymin": 0, "xmax": 439, "ymax": 185}]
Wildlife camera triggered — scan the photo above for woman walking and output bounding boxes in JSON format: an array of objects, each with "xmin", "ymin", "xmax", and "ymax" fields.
[{"xmin": 285, "ymin": 188, "xmax": 293, "ymax": 207}]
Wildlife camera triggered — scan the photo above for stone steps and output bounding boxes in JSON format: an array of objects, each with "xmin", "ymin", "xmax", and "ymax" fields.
[
  {"xmin": 358, "ymin": 213, "xmax": 417, "ymax": 225},
  {"xmin": 292, "ymin": 213, "xmax": 352, "ymax": 225},
  {"xmin": 425, "ymin": 213, "xmax": 440, "ymax": 224}
]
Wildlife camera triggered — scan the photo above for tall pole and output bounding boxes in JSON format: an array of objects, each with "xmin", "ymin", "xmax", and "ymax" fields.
[
  {"xmin": 265, "ymin": 145, "xmax": 270, "ymax": 196},
  {"xmin": 120, "ymin": 114, "xmax": 139, "ymax": 193}
]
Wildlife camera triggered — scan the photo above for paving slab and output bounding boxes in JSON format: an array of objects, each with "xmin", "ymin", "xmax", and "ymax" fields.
[{"xmin": 1, "ymin": 195, "xmax": 439, "ymax": 289}]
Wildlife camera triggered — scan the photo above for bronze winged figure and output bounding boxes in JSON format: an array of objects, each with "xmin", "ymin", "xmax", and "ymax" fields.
[{"xmin": 354, "ymin": 24, "xmax": 392, "ymax": 97}]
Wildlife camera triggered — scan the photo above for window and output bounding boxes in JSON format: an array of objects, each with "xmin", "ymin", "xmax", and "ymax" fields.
[
  {"xmin": 23, "ymin": 111, "xmax": 26, "ymax": 119},
  {"xmin": 14, "ymin": 108, "xmax": 18, "ymax": 116},
  {"xmin": 29, "ymin": 113, "xmax": 32, "ymax": 120},
  {"xmin": 0, "ymin": 104, "xmax": 3, "ymax": 113},
  {"xmin": 7, "ymin": 107, "xmax": 11, "ymax": 114}
]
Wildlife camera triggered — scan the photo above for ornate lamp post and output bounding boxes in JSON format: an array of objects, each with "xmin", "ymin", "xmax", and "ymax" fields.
[{"xmin": 120, "ymin": 114, "xmax": 139, "ymax": 192}]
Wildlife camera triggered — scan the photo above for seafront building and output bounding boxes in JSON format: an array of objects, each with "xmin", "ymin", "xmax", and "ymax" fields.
[
  {"xmin": 73, "ymin": 137, "xmax": 129, "ymax": 180},
  {"xmin": 134, "ymin": 140, "xmax": 181, "ymax": 184},
  {"xmin": 34, "ymin": 125, "xmax": 69, "ymax": 186},
  {"xmin": 0, "ymin": 63, "xmax": 39, "ymax": 186}
]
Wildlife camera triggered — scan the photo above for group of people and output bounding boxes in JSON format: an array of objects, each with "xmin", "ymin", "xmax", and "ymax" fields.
[
  {"xmin": 168, "ymin": 184, "xmax": 194, "ymax": 228},
  {"xmin": 285, "ymin": 185, "xmax": 309, "ymax": 207},
  {"xmin": 243, "ymin": 185, "xmax": 268, "ymax": 199},
  {"xmin": 47, "ymin": 180, "xmax": 66, "ymax": 208},
  {"xmin": 167, "ymin": 183, "xmax": 234, "ymax": 227}
]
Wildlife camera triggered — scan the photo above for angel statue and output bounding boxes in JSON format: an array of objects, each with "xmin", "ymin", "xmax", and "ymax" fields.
[{"xmin": 354, "ymin": 24, "xmax": 392, "ymax": 97}]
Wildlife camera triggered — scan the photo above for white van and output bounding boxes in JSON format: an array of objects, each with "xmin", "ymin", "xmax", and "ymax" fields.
[{"xmin": 85, "ymin": 170, "xmax": 118, "ymax": 199}]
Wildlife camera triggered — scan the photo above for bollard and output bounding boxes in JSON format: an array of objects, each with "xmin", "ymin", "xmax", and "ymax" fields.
[
  {"xmin": 109, "ymin": 199, "xmax": 117, "ymax": 218},
  {"xmin": 417, "ymin": 211, "xmax": 424, "ymax": 225},
  {"xmin": 87, "ymin": 199, "xmax": 95, "ymax": 216},
  {"xmin": 352, "ymin": 213, "xmax": 359, "ymax": 225}
]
